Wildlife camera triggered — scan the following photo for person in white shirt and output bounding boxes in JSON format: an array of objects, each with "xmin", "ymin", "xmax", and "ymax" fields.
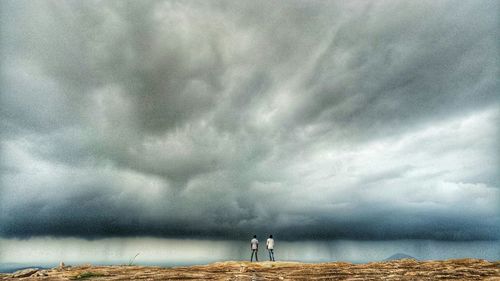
[
  {"xmin": 250, "ymin": 235, "xmax": 259, "ymax": 262},
  {"xmin": 266, "ymin": 234, "xmax": 275, "ymax": 261}
]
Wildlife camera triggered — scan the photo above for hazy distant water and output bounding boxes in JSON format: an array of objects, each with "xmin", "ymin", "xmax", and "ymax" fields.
[{"xmin": 0, "ymin": 237, "xmax": 498, "ymax": 272}]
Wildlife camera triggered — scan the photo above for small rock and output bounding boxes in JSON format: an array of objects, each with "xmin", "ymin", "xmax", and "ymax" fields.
[
  {"xmin": 11, "ymin": 268, "xmax": 39, "ymax": 278},
  {"xmin": 76, "ymin": 263, "xmax": 92, "ymax": 269},
  {"xmin": 33, "ymin": 271, "xmax": 48, "ymax": 277}
]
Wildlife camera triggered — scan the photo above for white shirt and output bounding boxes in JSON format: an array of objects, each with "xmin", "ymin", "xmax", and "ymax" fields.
[
  {"xmin": 251, "ymin": 238, "xmax": 259, "ymax": 250},
  {"xmin": 266, "ymin": 238, "xmax": 274, "ymax": 250}
]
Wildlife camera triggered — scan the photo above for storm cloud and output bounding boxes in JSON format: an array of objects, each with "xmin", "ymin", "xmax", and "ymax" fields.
[{"xmin": 0, "ymin": 0, "xmax": 498, "ymax": 240}]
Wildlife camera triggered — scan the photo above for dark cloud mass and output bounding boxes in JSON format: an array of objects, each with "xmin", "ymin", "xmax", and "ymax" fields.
[{"xmin": 0, "ymin": 0, "xmax": 499, "ymax": 240}]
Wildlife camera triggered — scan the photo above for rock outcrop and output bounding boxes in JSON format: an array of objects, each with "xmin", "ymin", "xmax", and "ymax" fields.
[
  {"xmin": 10, "ymin": 268, "xmax": 39, "ymax": 278},
  {"xmin": 1, "ymin": 259, "xmax": 498, "ymax": 280}
]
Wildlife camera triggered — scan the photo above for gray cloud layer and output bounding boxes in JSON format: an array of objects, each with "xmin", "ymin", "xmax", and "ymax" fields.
[{"xmin": 1, "ymin": 0, "xmax": 499, "ymax": 240}]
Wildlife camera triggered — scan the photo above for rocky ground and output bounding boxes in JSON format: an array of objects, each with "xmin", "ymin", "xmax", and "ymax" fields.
[{"xmin": 1, "ymin": 259, "xmax": 499, "ymax": 280}]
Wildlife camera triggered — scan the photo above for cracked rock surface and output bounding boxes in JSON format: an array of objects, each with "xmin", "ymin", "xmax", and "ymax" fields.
[{"xmin": 1, "ymin": 259, "xmax": 499, "ymax": 280}]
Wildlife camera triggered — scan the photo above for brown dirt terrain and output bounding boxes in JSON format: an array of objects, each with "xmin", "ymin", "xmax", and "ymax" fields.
[{"xmin": 1, "ymin": 259, "xmax": 499, "ymax": 280}]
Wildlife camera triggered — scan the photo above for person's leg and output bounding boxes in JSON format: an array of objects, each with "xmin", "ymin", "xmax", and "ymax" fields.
[
  {"xmin": 268, "ymin": 250, "xmax": 272, "ymax": 261},
  {"xmin": 251, "ymin": 250, "xmax": 254, "ymax": 262},
  {"xmin": 256, "ymin": 250, "xmax": 258, "ymax": 261},
  {"xmin": 271, "ymin": 249, "xmax": 275, "ymax": 261}
]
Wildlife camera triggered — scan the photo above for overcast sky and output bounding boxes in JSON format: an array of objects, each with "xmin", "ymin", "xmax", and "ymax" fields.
[{"xmin": 0, "ymin": 0, "xmax": 498, "ymax": 241}]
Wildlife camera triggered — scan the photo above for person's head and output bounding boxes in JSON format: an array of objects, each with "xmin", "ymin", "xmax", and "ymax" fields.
[
  {"xmin": 269, "ymin": 234, "xmax": 273, "ymax": 238},
  {"xmin": 253, "ymin": 235, "xmax": 257, "ymax": 238}
]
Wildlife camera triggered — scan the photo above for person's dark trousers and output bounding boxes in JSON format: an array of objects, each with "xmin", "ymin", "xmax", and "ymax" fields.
[
  {"xmin": 268, "ymin": 249, "xmax": 275, "ymax": 261},
  {"xmin": 251, "ymin": 249, "xmax": 258, "ymax": 262}
]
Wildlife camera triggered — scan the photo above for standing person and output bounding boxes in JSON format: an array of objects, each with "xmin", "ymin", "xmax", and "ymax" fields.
[
  {"xmin": 250, "ymin": 235, "xmax": 259, "ymax": 262},
  {"xmin": 266, "ymin": 235, "xmax": 275, "ymax": 261}
]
